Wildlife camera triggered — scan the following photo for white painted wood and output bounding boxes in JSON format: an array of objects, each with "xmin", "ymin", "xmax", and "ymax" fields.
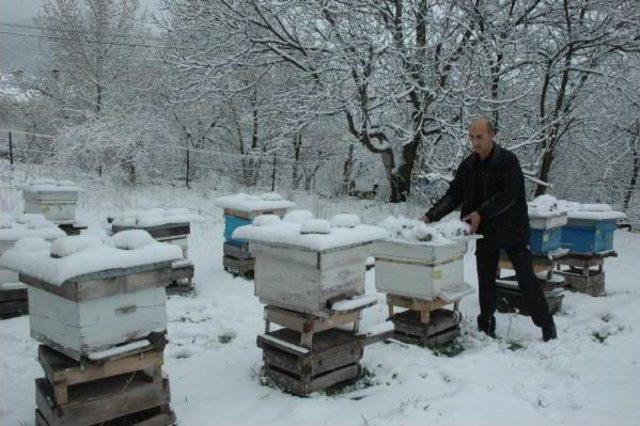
[
  {"xmin": 251, "ymin": 242, "xmax": 370, "ymax": 316},
  {"xmin": 529, "ymin": 213, "xmax": 567, "ymax": 230},
  {"xmin": 28, "ymin": 286, "xmax": 166, "ymax": 360},
  {"xmin": 374, "ymin": 239, "xmax": 468, "ymax": 300},
  {"xmin": 24, "ymin": 199, "xmax": 77, "ymax": 222}
]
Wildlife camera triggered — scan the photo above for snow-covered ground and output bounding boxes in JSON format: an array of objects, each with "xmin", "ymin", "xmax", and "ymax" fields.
[{"xmin": 1, "ymin": 188, "xmax": 639, "ymax": 426}]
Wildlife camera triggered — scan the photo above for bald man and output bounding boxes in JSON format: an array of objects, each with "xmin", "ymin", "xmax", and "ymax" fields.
[{"xmin": 422, "ymin": 118, "xmax": 557, "ymax": 342}]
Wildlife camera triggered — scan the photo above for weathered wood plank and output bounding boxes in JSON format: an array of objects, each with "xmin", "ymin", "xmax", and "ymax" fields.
[
  {"xmin": 0, "ymin": 299, "xmax": 29, "ymax": 319},
  {"xmin": 390, "ymin": 309, "xmax": 460, "ymax": 337},
  {"xmin": 263, "ymin": 363, "xmax": 360, "ymax": 396},
  {"xmin": 35, "ymin": 375, "xmax": 170, "ymax": 425}
]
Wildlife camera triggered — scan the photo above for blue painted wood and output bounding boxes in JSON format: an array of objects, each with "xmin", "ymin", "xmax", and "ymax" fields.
[
  {"xmin": 224, "ymin": 215, "xmax": 252, "ymax": 246},
  {"xmin": 561, "ymin": 218, "xmax": 616, "ymax": 254},
  {"xmin": 529, "ymin": 227, "xmax": 563, "ymax": 255}
]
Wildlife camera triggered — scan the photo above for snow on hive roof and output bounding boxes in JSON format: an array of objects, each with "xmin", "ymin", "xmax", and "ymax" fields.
[
  {"xmin": 527, "ymin": 195, "xmax": 626, "ymax": 220},
  {"xmin": 214, "ymin": 192, "xmax": 295, "ymax": 212},
  {"xmin": 111, "ymin": 207, "xmax": 204, "ymax": 227},
  {"xmin": 378, "ymin": 216, "xmax": 472, "ymax": 245},
  {"xmin": 233, "ymin": 212, "xmax": 387, "ymax": 251},
  {"xmin": 527, "ymin": 195, "xmax": 569, "ymax": 218},
  {"xmin": 0, "ymin": 214, "xmax": 66, "ymax": 242},
  {"xmin": 0, "ymin": 230, "xmax": 183, "ymax": 285},
  {"xmin": 20, "ymin": 177, "xmax": 83, "ymax": 193}
]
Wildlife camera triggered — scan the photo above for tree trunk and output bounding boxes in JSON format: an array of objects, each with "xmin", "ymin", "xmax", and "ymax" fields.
[
  {"xmin": 623, "ymin": 125, "xmax": 639, "ymax": 210},
  {"xmin": 534, "ymin": 147, "xmax": 554, "ymax": 197}
]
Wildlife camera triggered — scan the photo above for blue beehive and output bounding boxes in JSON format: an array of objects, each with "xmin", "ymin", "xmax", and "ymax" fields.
[
  {"xmin": 529, "ymin": 227, "xmax": 563, "ymax": 255},
  {"xmin": 224, "ymin": 214, "xmax": 252, "ymax": 247},
  {"xmin": 527, "ymin": 211, "xmax": 567, "ymax": 255},
  {"xmin": 561, "ymin": 218, "xmax": 616, "ymax": 255}
]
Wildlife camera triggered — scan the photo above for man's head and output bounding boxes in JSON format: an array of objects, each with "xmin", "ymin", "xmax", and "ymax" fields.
[{"xmin": 468, "ymin": 117, "xmax": 496, "ymax": 159}]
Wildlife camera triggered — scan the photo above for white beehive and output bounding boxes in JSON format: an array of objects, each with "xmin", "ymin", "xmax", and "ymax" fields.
[
  {"xmin": 374, "ymin": 238, "xmax": 473, "ymax": 301},
  {"xmin": 22, "ymin": 179, "xmax": 83, "ymax": 223},
  {"xmin": 234, "ymin": 213, "xmax": 388, "ymax": 316},
  {"xmin": 0, "ymin": 232, "xmax": 182, "ymax": 361},
  {"xmin": 251, "ymin": 240, "xmax": 372, "ymax": 316}
]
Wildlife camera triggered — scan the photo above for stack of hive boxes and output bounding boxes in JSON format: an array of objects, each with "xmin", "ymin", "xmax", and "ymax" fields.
[
  {"xmin": 497, "ymin": 196, "xmax": 568, "ymax": 315},
  {"xmin": 0, "ymin": 230, "xmax": 183, "ymax": 425},
  {"xmin": 21, "ymin": 178, "xmax": 86, "ymax": 235},
  {"xmin": 556, "ymin": 202, "xmax": 626, "ymax": 296},
  {"xmin": 110, "ymin": 208, "xmax": 204, "ymax": 294},
  {"xmin": 215, "ymin": 193, "xmax": 295, "ymax": 278},
  {"xmin": 235, "ymin": 212, "xmax": 391, "ymax": 395},
  {"xmin": 0, "ymin": 214, "xmax": 65, "ymax": 318},
  {"xmin": 374, "ymin": 217, "xmax": 475, "ymax": 347}
]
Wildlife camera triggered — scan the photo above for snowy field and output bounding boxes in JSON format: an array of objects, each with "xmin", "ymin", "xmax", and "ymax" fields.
[{"xmin": 0, "ymin": 187, "xmax": 639, "ymax": 426}]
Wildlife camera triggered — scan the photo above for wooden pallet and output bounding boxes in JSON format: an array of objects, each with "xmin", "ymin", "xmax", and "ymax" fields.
[
  {"xmin": 167, "ymin": 261, "xmax": 195, "ymax": 295},
  {"xmin": 555, "ymin": 268, "xmax": 605, "ymax": 296},
  {"xmin": 36, "ymin": 404, "xmax": 175, "ymax": 426},
  {"xmin": 258, "ymin": 328, "xmax": 363, "ymax": 396},
  {"xmin": 0, "ymin": 283, "xmax": 28, "ymax": 319},
  {"xmin": 496, "ymin": 282, "xmax": 563, "ymax": 315},
  {"xmin": 390, "ymin": 309, "xmax": 461, "ymax": 348},
  {"xmin": 263, "ymin": 299, "xmax": 375, "ymax": 349},
  {"xmin": 35, "ymin": 373, "xmax": 172, "ymax": 426},
  {"xmin": 499, "ymin": 248, "xmax": 569, "ymax": 280},
  {"xmin": 38, "ymin": 344, "xmax": 164, "ymax": 405},
  {"xmin": 386, "ymin": 293, "xmax": 460, "ymax": 324}
]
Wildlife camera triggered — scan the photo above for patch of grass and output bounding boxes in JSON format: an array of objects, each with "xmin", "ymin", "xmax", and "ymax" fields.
[
  {"xmin": 506, "ymin": 340, "xmax": 525, "ymax": 351},
  {"xmin": 432, "ymin": 340, "xmax": 466, "ymax": 357},
  {"xmin": 218, "ymin": 332, "xmax": 235, "ymax": 344},
  {"xmin": 592, "ymin": 331, "xmax": 608, "ymax": 343},
  {"xmin": 326, "ymin": 367, "xmax": 380, "ymax": 397}
]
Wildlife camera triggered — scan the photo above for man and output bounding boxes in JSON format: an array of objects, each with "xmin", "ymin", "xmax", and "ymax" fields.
[{"xmin": 421, "ymin": 118, "xmax": 557, "ymax": 342}]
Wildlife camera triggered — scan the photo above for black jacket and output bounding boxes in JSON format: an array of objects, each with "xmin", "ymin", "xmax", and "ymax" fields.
[{"xmin": 425, "ymin": 144, "xmax": 530, "ymax": 247}]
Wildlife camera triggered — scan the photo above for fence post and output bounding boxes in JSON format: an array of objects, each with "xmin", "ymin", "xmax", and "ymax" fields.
[
  {"xmin": 271, "ymin": 154, "xmax": 277, "ymax": 191},
  {"xmin": 8, "ymin": 131, "xmax": 14, "ymax": 165}
]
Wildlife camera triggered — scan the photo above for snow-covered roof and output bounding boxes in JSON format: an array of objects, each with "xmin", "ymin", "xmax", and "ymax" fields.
[
  {"xmin": 0, "ymin": 214, "xmax": 65, "ymax": 242},
  {"xmin": 528, "ymin": 195, "xmax": 626, "ymax": 220},
  {"xmin": 19, "ymin": 178, "xmax": 83, "ymax": 193},
  {"xmin": 379, "ymin": 216, "xmax": 473, "ymax": 246},
  {"xmin": 111, "ymin": 207, "xmax": 204, "ymax": 227},
  {"xmin": 0, "ymin": 230, "xmax": 183, "ymax": 285},
  {"xmin": 215, "ymin": 192, "xmax": 295, "ymax": 212},
  {"xmin": 233, "ymin": 213, "xmax": 387, "ymax": 251}
]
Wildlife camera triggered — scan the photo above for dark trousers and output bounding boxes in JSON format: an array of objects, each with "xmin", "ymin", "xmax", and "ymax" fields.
[{"xmin": 475, "ymin": 239, "xmax": 553, "ymax": 328}]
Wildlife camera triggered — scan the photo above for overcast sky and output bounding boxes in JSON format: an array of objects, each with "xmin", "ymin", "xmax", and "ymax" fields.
[{"xmin": 1, "ymin": 0, "xmax": 162, "ymax": 23}]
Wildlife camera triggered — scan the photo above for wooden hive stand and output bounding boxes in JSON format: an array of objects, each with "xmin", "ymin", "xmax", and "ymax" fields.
[
  {"xmin": 263, "ymin": 295, "xmax": 377, "ymax": 349},
  {"xmin": 555, "ymin": 251, "xmax": 616, "ymax": 296},
  {"xmin": 35, "ymin": 345, "xmax": 175, "ymax": 425},
  {"xmin": 386, "ymin": 294, "xmax": 462, "ymax": 347},
  {"xmin": 223, "ymin": 242, "xmax": 254, "ymax": 279},
  {"xmin": 257, "ymin": 328, "xmax": 364, "ymax": 396},
  {"xmin": 167, "ymin": 259, "xmax": 195, "ymax": 296},
  {"xmin": 0, "ymin": 282, "xmax": 28, "ymax": 319}
]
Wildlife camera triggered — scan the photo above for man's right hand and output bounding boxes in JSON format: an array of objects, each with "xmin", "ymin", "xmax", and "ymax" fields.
[{"xmin": 420, "ymin": 215, "xmax": 431, "ymax": 224}]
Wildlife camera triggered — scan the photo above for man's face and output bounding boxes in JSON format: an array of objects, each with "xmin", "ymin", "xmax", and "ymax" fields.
[{"xmin": 469, "ymin": 121, "xmax": 494, "ymax": 156}]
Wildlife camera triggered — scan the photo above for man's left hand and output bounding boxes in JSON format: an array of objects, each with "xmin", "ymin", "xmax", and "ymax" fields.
[{"xmin": 463, "ymin": 211, "xmax": 481, "ymax": 234}]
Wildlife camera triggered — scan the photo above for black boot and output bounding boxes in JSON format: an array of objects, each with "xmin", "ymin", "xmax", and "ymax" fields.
[
  {"xmin": 542, "ymin": 322, "xmax": 557, "ymax": 342},
  {"xmin": 477, "ymin": 315, "xmax": 496, "ymax": 338}
]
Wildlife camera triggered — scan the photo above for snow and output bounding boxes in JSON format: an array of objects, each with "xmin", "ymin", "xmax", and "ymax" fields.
[
  {"xmin": 234, "ymin": 213, "xmax": 387, "ymax": 251},
  {"xmin": 214, "ymin": 192, "xmax": 296, "ymax": 212},
  {"xmin": 252, "ymin": 214, "xmax": 282, "ymax": 227},
  {"xmin": 330, "ymin": 213, "xmax": 361, "ymax": 228},
  {"xmin": 1, "ymin": 189, "xmax": 639, "ymax": 426},
  {"xmin": 300, "ymin": 218, "xmax": 331, "ymax": 234},
  {"xmin": 529, "ymin": 196, "xmax": 626, "ymax": 220},
  {"xmin": 0, "ymin": 215, "xmax": 66, "ymax": 243},
  {"xmin": 358, "ymin": 321, "xmax": 395, "ymax": 338},
  {"xmin": 283, "ymin": 209, "xmax": 314, "ymax": 223},
  {"xmin": 88, "ymin": 339, "xmax": 152, "ymax": 361},
  {"xmin": 19, "ymin": 178, "xmax": 83, "ymax": 193},
  {"xmin": 81, "ymin": 227, "xmax": 110, "ymax": 242},
  {"xmin": 331, "ymin": 295, "xmax": 377, "ymax": 312},
  {"xmin": 0, "ymin": 231, "xmax": 182, "ymax": 285},
  {"xmin": 112, "ymin": 207, "xmax": 204, "ymax": 227},
  {"xmin": 50, "ymin": 235, "xmax": 103, "ymax": 258},
  {"xmin": 13, "ymin": 237, "xmax": 51, "ymax": 252},
  {"xmin": 106, "ymin": 229, "xmax": 156, "ymax": 250},
  {"xmin": 258, "ymin": 334, "xmax": 310, "ymax": 355},
  {"xmin": 379, "ymin": 216, "xmax": 471, "ymax": 245}
]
